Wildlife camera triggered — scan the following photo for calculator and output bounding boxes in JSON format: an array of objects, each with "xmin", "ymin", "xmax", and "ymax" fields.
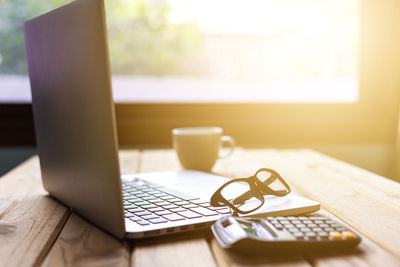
[{"xmin": 211, "ymin": 215, "xmax": 361, "ymax": 253}]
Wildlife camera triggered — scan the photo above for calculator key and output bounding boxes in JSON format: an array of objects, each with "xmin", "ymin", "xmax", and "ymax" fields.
[
  {"xmin": 312, "ymin": 227, "xmax": 323, "ymax": 232},
  {"xmin": 305, "ymin": 232, "xmax": 317, "ymax": 239},
  {"xmin": 306, "ymin": 223, "xmax": 317, "ymax": 228},
  {"xmin": 324, "ymin": 227, "xmax": 335, "ymax": 232},
  {"xmin": 317, "ymin": 232, "xmax": 329, "ymax": 238},
  {"xmin": 293, "ymin": 232, "xmax": 304, "ymax": 239},
  {"xmin": 335, "ymin": 227, "xmax": 347, "ymax": 232},
  {"xmin": 288, "ymin": 228, "xmax": 300, "ymax": 233},
  {"xmin": 310, "ymin": 217, "xmax": 326, "ymax": 220},
  {"xmin": 300, "ymin": 227, "xmax": 311, "ymax": 232},
  {"xmin": 329, "ymin": 231, "xmax": 342, "ymax": 239},
  {"xmin": 342, "ymin": 231, "xmax": 356, "ymax": 239},
  {"xmin": 302, "ymin": 220, "xmax": 312, "ymax": 224},
  {"xmin": 319, "ymin": 223, "xmax": 329, "ymax": 228},
  {"xmin": 294, "ymin": 223, "xmax": 306, "ymax": 228},
  {"xmin": 291, "ymin": 220, "xmax": 301, "ymax": 224},
  {"xmin": 274, "ymin": 224, "xmax": 284, "ymax": 230}
]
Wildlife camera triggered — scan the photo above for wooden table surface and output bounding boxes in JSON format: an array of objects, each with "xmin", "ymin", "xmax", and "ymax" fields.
[{"xmin": 1, "ymin": 148, "xmax": 400, "ymax": 267}]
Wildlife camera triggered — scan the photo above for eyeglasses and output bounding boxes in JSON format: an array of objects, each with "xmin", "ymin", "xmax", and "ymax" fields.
[{"xmin": 210, "ymin": 168, "xmax": 291, "ymax": 215}]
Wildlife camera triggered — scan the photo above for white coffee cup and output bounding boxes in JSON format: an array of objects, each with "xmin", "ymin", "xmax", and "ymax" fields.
[{"xmin": 172, "ymin": 127, "xmax": 235, "ymax": 172}]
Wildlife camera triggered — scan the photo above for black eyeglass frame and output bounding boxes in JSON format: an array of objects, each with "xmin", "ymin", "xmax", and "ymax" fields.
[{"xmin": 210, "ymin": 168, "xmax": 291, "ymax": 215}]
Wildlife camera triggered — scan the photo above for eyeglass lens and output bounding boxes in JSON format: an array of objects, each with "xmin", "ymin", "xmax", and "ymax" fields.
[
  {"xmin": 220, "ymin": 181, "xmax": 263, "ymax": 213},
  {"xmin": 255, "ymin": 170, "xmax": 289, "ymax": 194}
]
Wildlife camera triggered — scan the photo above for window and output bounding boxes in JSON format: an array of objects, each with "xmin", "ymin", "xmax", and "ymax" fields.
[{"xmin": 1, "ymin": 0, "xmax": 358, "ymax": 103}]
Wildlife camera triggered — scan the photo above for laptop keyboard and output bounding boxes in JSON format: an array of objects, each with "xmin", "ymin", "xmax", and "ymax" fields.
[{"xmin": 122, "ymin": 178, "xmax": 231, "ymax": 226}]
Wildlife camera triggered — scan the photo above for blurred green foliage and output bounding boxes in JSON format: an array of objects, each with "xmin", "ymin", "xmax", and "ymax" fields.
[{"xmin": 0, "ymin": 0, "xmax": 202, "ymax": 75}]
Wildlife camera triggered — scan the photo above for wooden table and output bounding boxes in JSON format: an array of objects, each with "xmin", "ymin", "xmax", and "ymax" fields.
[{"xmin": 1, "ymin": 148, "xmax": 400, "ymax": 267}]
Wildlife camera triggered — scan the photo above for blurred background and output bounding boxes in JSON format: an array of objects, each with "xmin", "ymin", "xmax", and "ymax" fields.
[{"xmin": 1, "ymin": 0, "xmax": 400, "ymax": 182}]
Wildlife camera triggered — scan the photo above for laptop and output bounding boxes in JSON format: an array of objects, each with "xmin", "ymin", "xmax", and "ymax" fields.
[{"xmin": 24, "ymin": 0, "xmax": 320, "ymax": 239}]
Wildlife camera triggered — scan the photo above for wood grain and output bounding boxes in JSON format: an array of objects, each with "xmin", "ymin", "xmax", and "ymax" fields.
[
  {"xmin": 42, "ymin": 213, "xmax": 131, "ymax": 267},
  {"xmin": 132, "ymin": 149, "xmax": 218, "ymax": 267},
  {"xmin": 0, "ymin": 157, "xmax": 69, "ymax": 267},
  {"xmin": 41, "ymin": 150, "xmax": 140, "ymax": 267},
  {"xmin": 246, "ymin": 149, "xmax": 400, "ymax": 260}
]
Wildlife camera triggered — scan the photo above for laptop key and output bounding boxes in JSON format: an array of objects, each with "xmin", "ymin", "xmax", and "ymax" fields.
[
  {"xmin": 170, "ymin": 207, "xmax": 187, "ymax": 213},
  {"xmin": 160, "ymin": 195, "xmax": 176, "ymax": 200},
  {"xmin": 190, "ymin": 207, "xmax": 218, "ymax": 216},
  {"xmin": 141, "ymin": 204, "xmax": 158, "ymax": 209},
  {"xmin": 148, "ymin": 207, "xmax": 165, "ymax": 212},
  {"xmin": 135, "ymin": 211, "xmax": 152, "ymax": 216},
  {"xmin": 163, "ymin": 214, "xmax": 185, "ymax": 221},
  {"xmin": 127, "ymin": 215, "xmax": 142, "ymax": 221},
  {"xmin": 155, "ymin": 201, "xmax": 171, "ymax": 206},
  {"xmin": 165, "ymin": 198, "xmax": 182, "ymax": 203},
  {"xmin": 177, "ymin": 211, "xmax": 202, "ymax": 219},
  {"xmin": 148, "ymin": 218, "xmax": 168, "ymax": 224},
  {"xmin": 148, "ymin": 199, "xmax": 165, "ymax": 204},
  {"xmin": 124, "ymin": 205, "xmax": 139, "ymax": 209},
  {"xmin": 174, "ymin": 201, "xmax": 191, "ymax": 206},
  {"xmin": 182, "ymin": 204, "xmax": 199, "ymax": 209},
  {"xmin": 141, "ymin": 214, "xmax": 160, "ymax": 220},
  {"xmin": 132, "ymin": 201, "xmax": 149, "ymax": 206},
  {"xmin": 127, "ymin": 207, "xmax": 144, "ymax": 213},
  {"xmin": 163, "ymin": 204, "xmax": 179, "ymax": 209},
  {"xmin": 191, "ymin": 199, "xmax": 208, "ymax": 204},
  {"xmin": 153, "ymin": 192, "xmax": 168, "ymax": 197},
  {"xmin": 155, "ymin": 210, "xmax": 173, "ymax": 216},
  {"xmin": 136, "ymin": 220, "xmax": 151, "ymax": 226},
  {"xmin": 217, "ymin": 208, "xmax": 231, "ymax": 214}
]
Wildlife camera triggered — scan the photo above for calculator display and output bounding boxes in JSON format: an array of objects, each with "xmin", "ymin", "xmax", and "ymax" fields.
[{"xmin": 238, "ymin": 221, "xmax": 257, "ymax": 235}]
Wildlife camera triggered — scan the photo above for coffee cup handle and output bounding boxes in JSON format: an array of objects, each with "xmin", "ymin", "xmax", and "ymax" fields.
[{"xmin": 218, "ymin": 136, "xmax": 235, "ymax": 159}]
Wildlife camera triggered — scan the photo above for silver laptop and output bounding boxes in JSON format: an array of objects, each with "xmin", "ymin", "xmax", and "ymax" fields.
[{"xmin": 24, "ymin": 0, "xmax": 319, "ymax": 239}]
